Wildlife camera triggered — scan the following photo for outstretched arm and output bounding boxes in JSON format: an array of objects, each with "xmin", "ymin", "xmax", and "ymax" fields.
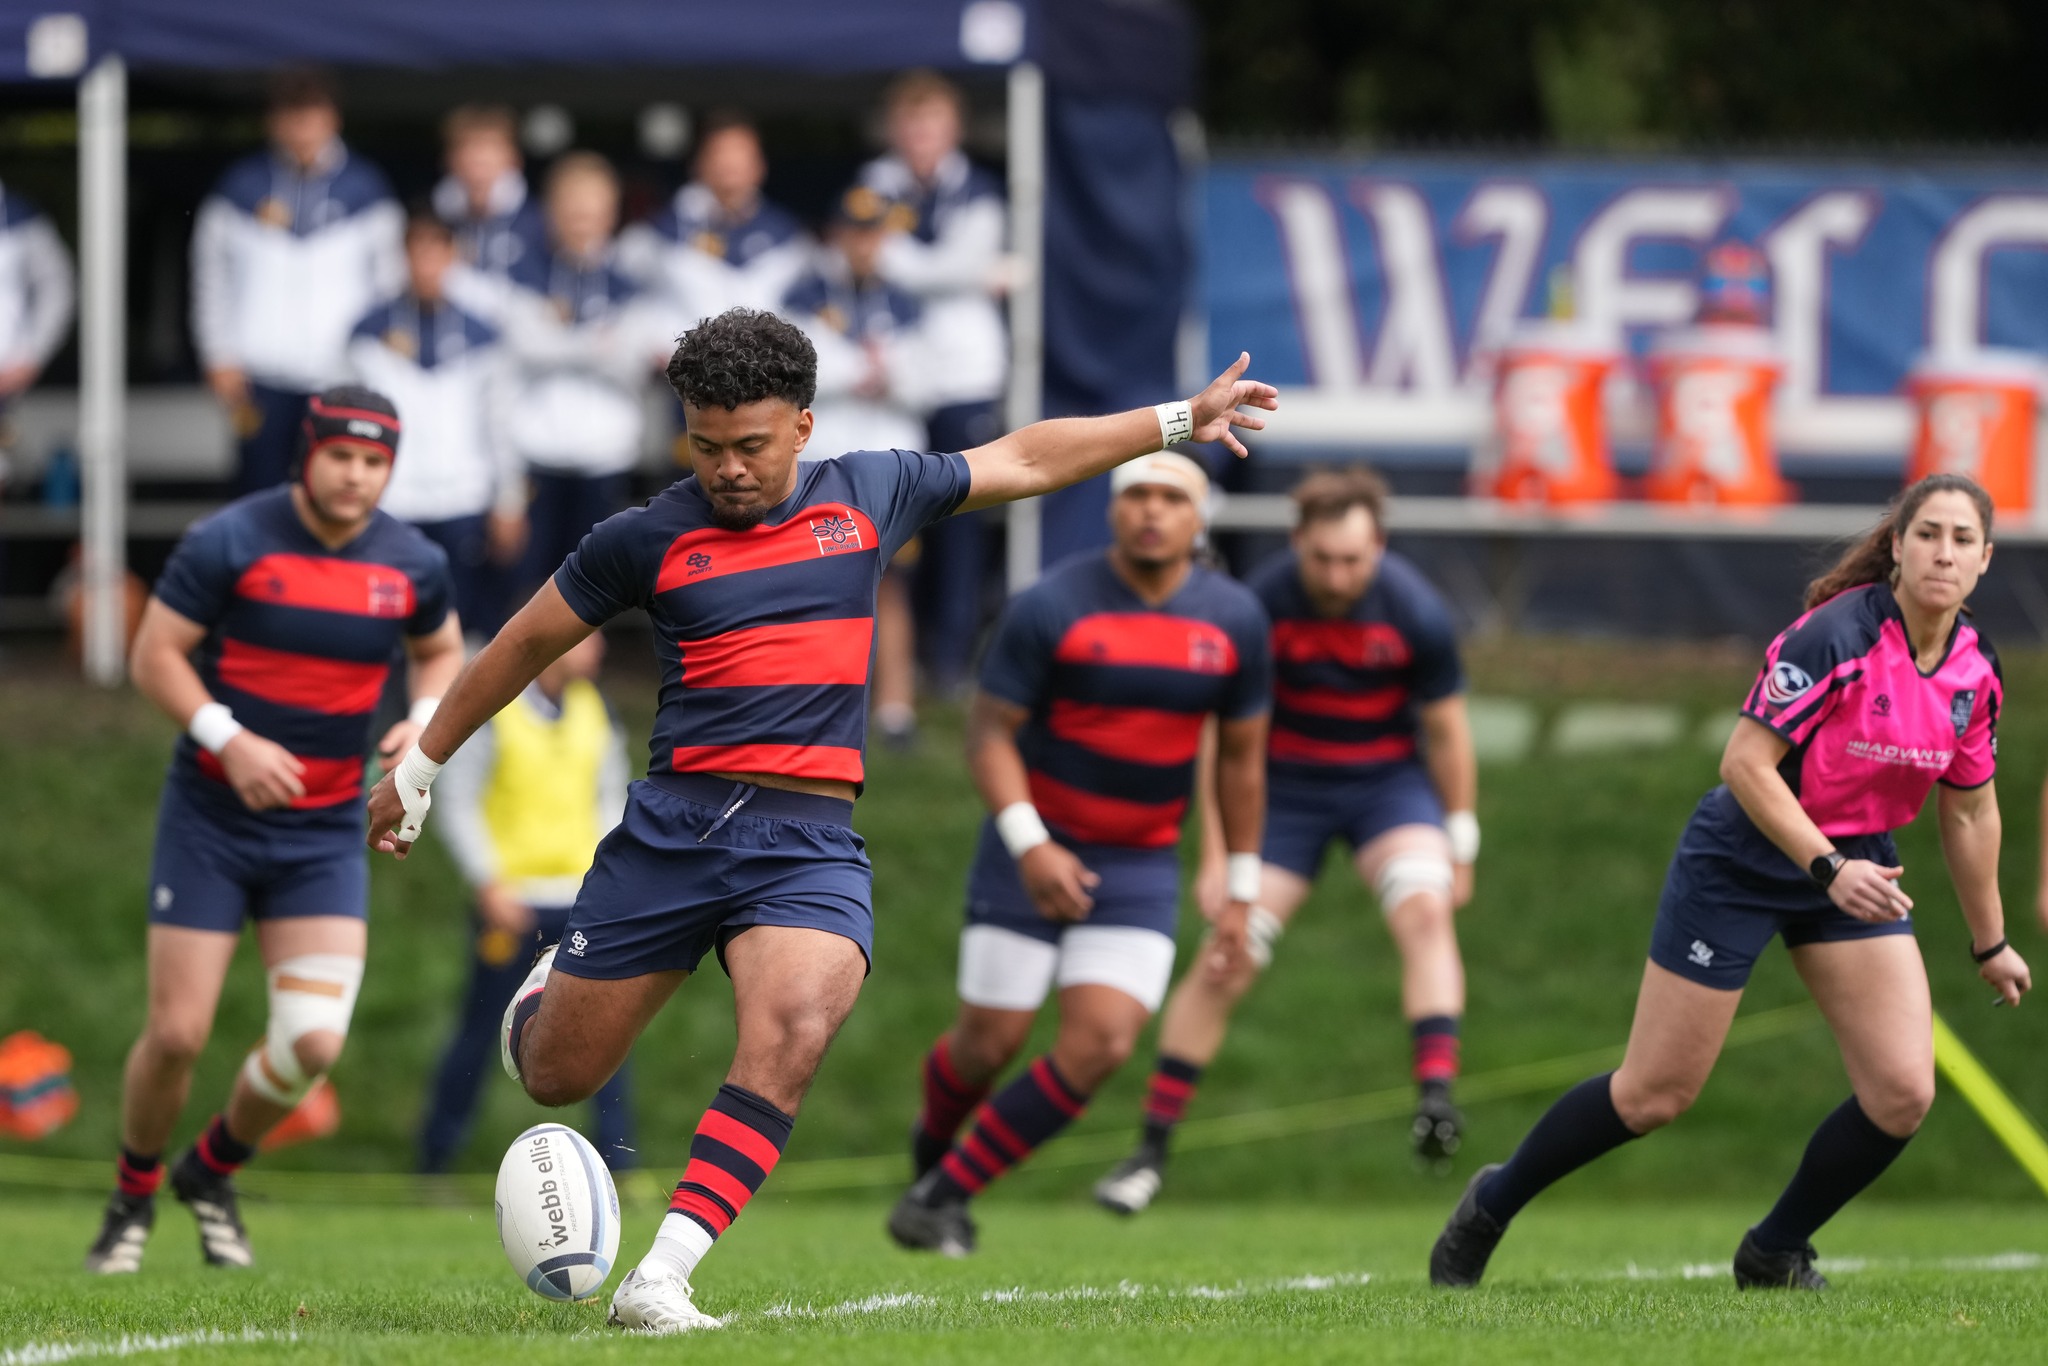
[
  {"xmin": 955, "ymin": 353, "xmax": 1276, "ymax": 513},
  {"xmin": 366, "ymin": 581, "xmax": 595, "ymax": 856}
]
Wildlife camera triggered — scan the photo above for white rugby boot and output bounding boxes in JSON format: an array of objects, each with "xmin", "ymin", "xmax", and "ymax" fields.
[
  {"xmin": 1093, "ymin": 1146, "xmax": 1166, "ymax": 1216},
  {"xmin": 500, "ymin": 945, "xmax": 556, "ymax": 1082},
  {"xmin": 607, "ymin": 1267, "xmax": 724, "ymax": 1334}
]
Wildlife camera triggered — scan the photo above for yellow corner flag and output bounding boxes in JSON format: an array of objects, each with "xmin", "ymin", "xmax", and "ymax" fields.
[{"xmin": 1932, "ymin": 1011, "xmax": 2048, "ymax": 1200}]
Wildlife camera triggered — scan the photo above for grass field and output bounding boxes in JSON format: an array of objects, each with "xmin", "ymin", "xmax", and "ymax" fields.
[
  {"xmin": 5, "ymin": 634, "xmax": 2048, "ymax": 1360},
  {"xmin": 6, "ymin": 1194, "xmax": 2048, "ymax": 1364}
]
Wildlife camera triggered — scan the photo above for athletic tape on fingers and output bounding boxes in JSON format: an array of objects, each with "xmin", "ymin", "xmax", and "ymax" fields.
[{"xmin": 1932, "ymin": 1011, "xmax": 2048, "ymax": 1200}]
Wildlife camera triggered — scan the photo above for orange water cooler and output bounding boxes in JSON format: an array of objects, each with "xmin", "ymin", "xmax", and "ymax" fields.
[
  {"xmin": 1645, "ymin": 324, "xmax": 1788, "ymax": 505},
  {"xmin": 1904, "ymin": 349, "xmax": 2045, "ymax": 512},
  {"xmin": 1481, "ymin": 323, "xmax": 1620, "ymax": 503}
]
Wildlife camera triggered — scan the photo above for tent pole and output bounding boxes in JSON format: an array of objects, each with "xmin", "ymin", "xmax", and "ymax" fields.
[
  {"xmin": 78, "ymin": 55, "xmax": 128, "ymax": 686},
  {"xmin": 1002, "ymin": 59, "xmax": 1045, "ymax": 595}
]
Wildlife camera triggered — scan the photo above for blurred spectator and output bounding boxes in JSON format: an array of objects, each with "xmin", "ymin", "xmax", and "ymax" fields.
[
  {"xmin": 501, "ymin": 152, "xmax": 667, "ymax": 596},
  {"xmin": 418, "ymin": 631, "xmax": 636, "ymax": 1173},
  {"xmin": 347, "ymin": 206, "xmax": 525, "ymax": 638},
  {"xmin": 783, "ymin": 187, "xmax": 935, "ymax": 747},
  {"xmin": 433, "ymin": 104, "xmax": 548, "ymax": 324},
  {"xmin": 618, "ymin": 110, "xmax": 810, "ymax": 326},
  {"xmin": 190, "ymin": 70, "xmax": 402, "ymax": 494},
  {"xmin": 0, "ymin": 177, "xmax": 74, "ymax": 498},
  {"xmin": 857, "ymin": 71, "xmax": 1008, "ymax": 694}
]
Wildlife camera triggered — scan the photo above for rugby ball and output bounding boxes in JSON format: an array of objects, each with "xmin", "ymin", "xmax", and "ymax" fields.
[{"xmin": 495, "ymin": 1123, "xmax": 620, "ymax": 1301}]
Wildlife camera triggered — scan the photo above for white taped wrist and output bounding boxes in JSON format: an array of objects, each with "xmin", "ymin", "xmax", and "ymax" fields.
[
  {"xmin": 408, "ymin": 697, "xmax": 440, "ymax": 728},
  {"xmin": 1154, "ymin": 399, "xmax": 1194, "ymax": 449},
  {"xmin": 1445, "ymin": 811, "xmax": 1480, "ymax": 864},
  {"xmin": 1226, "ymin": 852, "xmax": 1263, "ymax": 904},
  {"xmin": 188, "ymin": 701, "xmax": 245, "ymax": 755},
  {"xmin": 995, "ymin": 802, "xmax": 1051, "ymax": 859},
  {"xmin": 393, "ymin": 745, "xmax": 445, "ymax": 843}
]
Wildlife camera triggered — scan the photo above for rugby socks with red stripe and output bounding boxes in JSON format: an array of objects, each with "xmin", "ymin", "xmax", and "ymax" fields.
[
  {"xmin": 1749, "ymin": 1095, "xmax": 1910, "ymax": 1253},
  {"xmin": 1475, "ymin": 1072, "xmax": 1639, "ymax": 1224},
  {"xmin": 639, "ymin": 1084, "xmax": 794, "ymax": 1283},
  {"xmin": 192, "ymin": 1114, "xmax": 256, "ymax": 1176},
  {"xmin": 914, "ymin": 1035, "xmax": 991, "ymax": 1174},
  {"xmin": 115, "ymin": 1147, "xmax": 163, "ymax": 1200},
  {"xmin": 1412, "ymin": 1016, "xmax": 1462, "ymax": 1089},
  {"xmin": 925, "ymin": 1057, "xmax": 1089, "ymax": 1204},
  {"xmin": 1140, "ymin": 1056, "xmax": 1204, "ymax": 1152}
]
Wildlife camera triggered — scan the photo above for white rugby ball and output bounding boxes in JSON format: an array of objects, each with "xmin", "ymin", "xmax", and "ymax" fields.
[{"xmin": 495, "ymin": 1122, "xmax": 621, "ymax": 1301}]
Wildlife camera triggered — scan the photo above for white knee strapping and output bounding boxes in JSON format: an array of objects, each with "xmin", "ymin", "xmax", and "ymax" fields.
[
  {"xmin": 1374, "ymin": 853, "xmax": 1455, "ymax": 916},
  {"xmin": 1245, "ymin": 905, "xmax": 1285, "ymax": 970},
  {"xmin": 1053, "ymin": 926, "xmax": 1178, "ymax": 1012},
  {"xmin": 957, "ymin": 925, "xmax": 1060, "ymax": 1012},
  {"xmin": 241, "ymin": 953, "xmax": 363, "ymax": 1105}
]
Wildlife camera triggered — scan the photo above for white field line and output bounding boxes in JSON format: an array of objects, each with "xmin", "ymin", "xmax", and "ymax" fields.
[
  {"xmin": 0, "ymin": 1328, "xmax": 295, "ymax": 1365},
  {"xmin": 758, "ymin": 1270, "xmax": 1373, "ymax": 1320},
  {"xmin": 1602, "ymin": 1251, "xmax": 2047, "ymax": 1282}
]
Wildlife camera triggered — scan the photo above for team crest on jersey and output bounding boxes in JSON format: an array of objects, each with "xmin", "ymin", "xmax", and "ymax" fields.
[
  {"xmin": 1951, "ymin": 690, "xmax": 1976, "ymax": 738},
  {"xmin": 811, "ymin": 512, "xmax": 864, "ymax": 555},
  {"xmin": 1188, "ymin": 633, "xmax": 1229, "ymax": 674},
  {"xmin": 366, "ymin": 573, "xmax": 410, "ymax": 618},
  {"xmin": 1762, "ymin": 660, "xmax": 1815, "ymax": 708},
  {"xmin": 383, "ymin": 327, "xmax": 417, "ymax": 361}
]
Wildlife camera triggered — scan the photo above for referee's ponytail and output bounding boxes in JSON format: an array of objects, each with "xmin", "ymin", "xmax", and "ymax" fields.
[{"xmin": 1805, "ymin": 473, "xmax": 1993, "ymax": 610}]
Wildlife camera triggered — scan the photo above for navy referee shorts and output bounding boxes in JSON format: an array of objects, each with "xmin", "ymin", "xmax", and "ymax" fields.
[{"xmin": 1648, "ymin": 786, "xmax": 1912, "ymax": 990}]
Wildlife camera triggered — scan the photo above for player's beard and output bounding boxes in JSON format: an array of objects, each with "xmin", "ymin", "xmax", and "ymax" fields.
[{"xmin": 708, "ymin": 492, "xmax": 770, "ymax": 532}]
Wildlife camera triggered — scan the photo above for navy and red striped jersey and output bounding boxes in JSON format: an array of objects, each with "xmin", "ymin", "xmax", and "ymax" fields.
[
  {"xmin": 554, "ymin": 448, "xmax": 971, "ymax": 786},
  {"xmin": 979, "ymin": 553, "xmax": 1271, "ymax": 849},
  {"xmin": 1248, "ymin": 548, "xmax": 1463, "ymax": 778},
  {"xmin": 153, "ymin": 488, "xmax": 453, "ymax": 810}
]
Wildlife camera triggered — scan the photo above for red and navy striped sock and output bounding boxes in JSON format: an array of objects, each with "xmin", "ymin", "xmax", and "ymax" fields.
[
  {"xmin": 928, "ymin": 1057, "xmax": 1088, "ymax": 1204},
  {"xmin": 1412, "ymin": 1015, "xmax": 1461, "ymax": 1089},
  {"xmin": 1140, "ymin": 1056, "xmax": 1203, "ymax": 1151},
  {"xmin": 193, "ymin": 1114, "xmax": 255, "ymax": 1176},
  {"xmin": 668, "ymin": 1084, "xmax": 795, "ymax": 1242},
  {"xmin": 115, "ymin": 1147, "xmax": 162, "ymax": 1200},
  {"xmin": 914, "ymin": 1035, "xmax": 990, "ymax": 1172}
]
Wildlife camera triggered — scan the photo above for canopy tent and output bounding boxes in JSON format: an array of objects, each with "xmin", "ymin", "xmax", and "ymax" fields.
[{"xmin": 2, "ymin": 0, "xmax": 1194, "ymax": 683}]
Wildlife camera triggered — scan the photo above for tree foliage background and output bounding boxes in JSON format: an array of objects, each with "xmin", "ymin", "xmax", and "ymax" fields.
[{"xmin": 1192, "ymin": 0, "xmax": 2048, "ymax": 146}]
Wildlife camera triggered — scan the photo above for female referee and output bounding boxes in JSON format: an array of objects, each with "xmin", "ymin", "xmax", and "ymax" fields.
[{"xmin": 1431, "ymin": 472, "xmax": 2030, "ymax": 1291}]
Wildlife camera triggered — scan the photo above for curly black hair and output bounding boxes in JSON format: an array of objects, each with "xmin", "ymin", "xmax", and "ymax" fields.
[{"xmin": 665, "ymin": 307, "xmax": 817, "ymax": 412}]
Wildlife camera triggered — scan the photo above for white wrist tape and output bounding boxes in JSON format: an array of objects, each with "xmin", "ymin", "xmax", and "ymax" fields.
[
  {"xmin": 188, "ymin": 701, "xmax": 245, "ymax": 755},
  {"xmin": 1445, "ymin": 811, "xmax": 1480, "ymax": 865},
  {"xmin": 408, "ymin": 697, "xmax": 440, "ymax": 728},
  {"xmin": 995, "ymin": 802, "xmax": 1052, "ymax": 859},
  {"xmin": 1226, "ymin": 852, "xmax": 1263, "ymax": 904},
  {"xmin": 393, "ymin": 745, "xmax": 445, "ymax": 843},
  {"xmin": 1154, "ymin": 399, "xmax": 1194, "ymax": 449}
]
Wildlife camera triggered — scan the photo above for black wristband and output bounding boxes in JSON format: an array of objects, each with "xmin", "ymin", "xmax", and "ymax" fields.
[{"xmin": 1972, "ymin": 937, "xmax": 2009, "ymax": 964}]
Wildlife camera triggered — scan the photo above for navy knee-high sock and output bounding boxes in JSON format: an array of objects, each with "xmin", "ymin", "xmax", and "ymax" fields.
[
  {"xmin": 1476, "ymin": 1073, "xmax": 1640, "ymax": 1224},
  {"xmin": 1750, "ymin": 1096, "xmax": 1910, "ymax": 1252}
]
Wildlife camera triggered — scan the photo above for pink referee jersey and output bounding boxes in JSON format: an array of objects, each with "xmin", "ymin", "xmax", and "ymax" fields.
[{"xmin": 1741, "ymin": 583, "xmax": 2000, "ymax": 839}]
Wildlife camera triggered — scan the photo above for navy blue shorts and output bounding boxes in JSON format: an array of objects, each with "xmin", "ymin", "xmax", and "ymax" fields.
[
  {"xmin": 147, "ymin": 774, "xmax": 368, "ymax": 931},
  {"xmin": 553, "ymin": 775, "xmax": 872, "ymax": 980},
  {"xmin": 963, "ymin": 820, "xmax": 1181, "ymax": 945},
  {"xmin": 1261, "ymin": 763, "xmax": 1445, "ymax": 880},
  {"xmin": 1649, "ymin": 787, "xmax": 1912, "ymax": 990}
]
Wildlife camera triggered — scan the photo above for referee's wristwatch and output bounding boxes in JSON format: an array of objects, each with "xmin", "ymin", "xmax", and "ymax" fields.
[{"xmin": 1809, "ymin": 851, "xmax": 1847, "ymax": 888}]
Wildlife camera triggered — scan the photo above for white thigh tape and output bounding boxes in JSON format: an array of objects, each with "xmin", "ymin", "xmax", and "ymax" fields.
[
  {"xmin": 957, "ymin": 925, "xmax": 1060, "ymax": 1012},
  {"xmin": 243, "ymin": 954, "xmax": 363, "ymax": 1106},
  {"xmin": 1375, "ymin": 853, "xmax": 1455, "ymax": 914},
  {"xmin": 1054, "ymin": 925, "xmax": 1178, "ymax": 1012}
]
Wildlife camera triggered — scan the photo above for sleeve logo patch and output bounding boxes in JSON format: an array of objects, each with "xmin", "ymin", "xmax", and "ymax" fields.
[
  {"xmin": 1951, "ymin": 689, "xmax": 1976, "ymax": 738},
  {"xmin": 1763, "ymin": 660, "xmax": 1815, "ymax": 708}
]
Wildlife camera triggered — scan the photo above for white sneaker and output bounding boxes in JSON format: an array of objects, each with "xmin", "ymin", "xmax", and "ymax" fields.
[
  {"xmin": 607, "ymin": 1267, "xmax": 724, "ymax": 1334},
  {"xmin": 500, "ymin": 945, "xmax": 556, "ymax": 1082},
  {"xmin": 1093, "ymin": 1151, "xmax": 1165, "ymax": 1216}
]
